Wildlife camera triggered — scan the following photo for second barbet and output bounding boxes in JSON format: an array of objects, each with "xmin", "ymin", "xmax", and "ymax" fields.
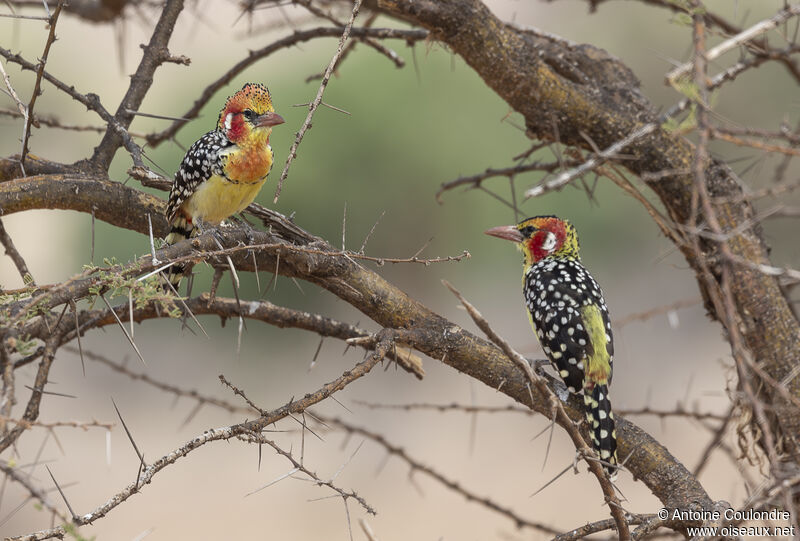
[{"xmin": 486, "ymin": 216, "xmax": 619, "ymax": 478}]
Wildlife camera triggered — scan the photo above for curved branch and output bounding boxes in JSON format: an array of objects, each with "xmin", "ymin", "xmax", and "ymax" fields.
[
  {"xmin": 21, "ymin": 295, "xmax": 424, "ymax": 378},
  {"xmin": 0, "ymin": 174, "xmax": 164, "ymax": 234},
  {"xmin": 1, "ymin": 175, "xmax": 711, "ymax": 511},
  {"xmin": 376, "ymin": 0, "xmax": 800, "ymax": 461},
  {"xmin": 144, "ymin": 26, "xmax": 428, "ymax": 148}
]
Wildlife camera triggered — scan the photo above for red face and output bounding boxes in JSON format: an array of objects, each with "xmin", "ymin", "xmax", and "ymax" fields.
[
  {"xmin": 223, "ymin": 110, "xmax": 248, "ymax": 142},
  {"xmin": 218, "ymin": 83, "xmax": 284, "ymax": 143},
  {"xmin": 523, "ymin": 218, "xmax": 567, "ymax": 262},
  {"xmin": 485, "ymin": 216, "xmax": 570, "ymax": 264}
]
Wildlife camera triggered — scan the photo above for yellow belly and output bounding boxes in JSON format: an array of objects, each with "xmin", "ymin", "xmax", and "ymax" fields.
[{"xmin": 184, "ymin": 174, "xmax": 266, "ymax": 224}]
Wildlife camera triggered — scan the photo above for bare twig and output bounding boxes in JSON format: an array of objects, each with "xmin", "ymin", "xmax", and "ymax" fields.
[
  {"xmin": 273, "ymin": 0, "xmax": 363, "ymax": 203},
  {"xmin": 246, "ymin": 436, "xmax": 376, "ymax": 515},
  {"xmin": 298, "ymin": 7, "xmax": 402, "ymax": 79},
  {"xmin": 20, "ymin": 0, "xmax": 65, "ymax": 169},
  {"xmin": 666, "ymin": 4, "xmax": 800, "ymax": 84},
  {"xmin": 441, "ymin": 280, "xmax": 630, "ymax": 539},
  {"xmin": 0, "ymin": 61, "xmax": 27, "ymax": 119},
  {"xmin": 0, "ymin": 218, "xmax": 34, "ymax": 285},
  {"xmin": 437, "ymin": 160, "xmax": 573, "ymax": 203},
  {"xmin": 321, "ymin": 415, "xmax": 561, "ymax": 535},
  {"xmin": 525, "ymin": 123, "xmax": 657, "ymax": 199},
  {"xmin": 144, "ymin": 27, "xmax": 428, "ymax": 148}
]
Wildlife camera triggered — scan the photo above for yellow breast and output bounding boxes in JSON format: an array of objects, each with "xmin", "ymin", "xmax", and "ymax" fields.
[
  {"xmin": 183, "ymin": 139, "xmax": 274, "ymax": 225},
  {"xmin": 184, "ymin": 174, "xmax": 267, "ymax": 224}
]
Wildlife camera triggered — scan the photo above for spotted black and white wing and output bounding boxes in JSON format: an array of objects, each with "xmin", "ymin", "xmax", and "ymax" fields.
[
  {"xmin": 166, "ymin": 130, "xmax": 231, "ymax": 223},
  {"xmin": 524, "ymin": 258, "xmax": 614, "ymax": 392}
]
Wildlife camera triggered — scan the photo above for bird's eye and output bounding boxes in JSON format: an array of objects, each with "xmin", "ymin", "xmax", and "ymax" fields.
[
  {"xmin": 242, "ymin": 109, "xmax": 256, "ymax": 121},
  {"xmin": 521, "ymin": 225, "xmax": 536, "ymax": 237}
]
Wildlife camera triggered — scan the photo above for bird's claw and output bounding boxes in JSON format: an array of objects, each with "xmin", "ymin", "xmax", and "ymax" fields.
[
  {"xmin": 551, "ymin": 380, "xmax": 570, "ymax": 403},
  {"xmin": 527, "ymin": 358, "xmax": 551, "ymax": 375}
]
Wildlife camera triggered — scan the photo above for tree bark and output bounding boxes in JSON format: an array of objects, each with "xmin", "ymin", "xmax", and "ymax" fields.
[
  {"xmin": 1, "ymin": 174, "xmax": 713, "ymax": 512},
  {"xmin": 376, "ymin": 0, "xmax": 800, "ymax": 459}
]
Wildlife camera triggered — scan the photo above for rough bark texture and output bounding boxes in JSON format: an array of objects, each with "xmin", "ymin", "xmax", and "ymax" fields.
[
  {"xmin": 1, "ymin": 176, "xmax": 712, "ymax": 511},
  {"xmin": 8, "ymin": 0, "xmax": 799, "ymax": 532},
  {"xmin": 377, "ymin": 0, "xmax": 800, "ymax": 459}
]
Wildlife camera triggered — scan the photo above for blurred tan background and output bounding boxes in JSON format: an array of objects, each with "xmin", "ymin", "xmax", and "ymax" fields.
[{"xmin": 1, "ymin": 0, "xmax": 798, "ymax": 539}]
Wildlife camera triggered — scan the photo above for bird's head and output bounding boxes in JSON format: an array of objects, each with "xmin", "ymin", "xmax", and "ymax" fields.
[
  {"xmin": 218, "ymin": 83, "xmax": 285, "ymax": 144},
  {"xmin": 485, "ymin": 215, "xmax": 580, "ymax": 266}
]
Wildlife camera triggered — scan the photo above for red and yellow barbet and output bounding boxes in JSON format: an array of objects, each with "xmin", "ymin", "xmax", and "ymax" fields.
[
  {"xmin": 486, "ymin": 216, "xmax": 618, "ymax": 478},
  {"xmin": 164, "ymin": 83, "xmax": 285, "ymax": 287}
]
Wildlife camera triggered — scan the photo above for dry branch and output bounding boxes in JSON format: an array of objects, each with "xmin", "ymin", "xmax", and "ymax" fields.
[
  {"xmin": 19, "ymin": 0, "xmax": 65, "ymax": 171},
  {"xmin": 5, "ymin": 0, "xmax": 796, "ymax": 537},
  {"xmin": 374, "ymin": 0, "xmax": 800, "ymax": 467},
  {"xmin": 89, "ymin": 0, "xmax": 185, "ymax": 171},
  {"xmin": 143, "ymin": 26, "xmax": 428, "ymax": 149},
  {"xmin": 0, "ymin": 176, "xmax": 711, "ymax": 512}
]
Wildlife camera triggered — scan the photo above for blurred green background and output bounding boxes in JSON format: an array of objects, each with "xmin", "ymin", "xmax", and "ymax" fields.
[{"xmin": 1, "ymin": 1, "xmax": 798, "ymax": 539}]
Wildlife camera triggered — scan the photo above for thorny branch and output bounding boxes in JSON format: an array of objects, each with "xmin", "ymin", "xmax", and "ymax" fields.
[
  {"xmin": 3, "ymin": 346, "xmax": 386, "ymax": 541},
  {"xmin": 319, "ymin": 414, "xmax": 563, "ymax": 535},
  {"xmin": 443, "ymin": 280, "xmax": 631, "ymax": 539},
  {"xmin": 19, "ymin": 0, "xmax": 65, "ymax": 172},
  {"xmin": 2, "ymin": 0, "xmax": 800, "ymax": 539},
  {"xmin": 273, "ymin": 0, "xmax": 363, "ymax": 203},
  {"xmin": 143, "ymin": 26, "xmax": 428, "ymax": 149}
]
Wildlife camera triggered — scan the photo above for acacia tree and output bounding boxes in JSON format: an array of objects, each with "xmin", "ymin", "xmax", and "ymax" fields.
[{"xmin": 1, "ymin": 0, "xmax": 799, "ymax": 539}]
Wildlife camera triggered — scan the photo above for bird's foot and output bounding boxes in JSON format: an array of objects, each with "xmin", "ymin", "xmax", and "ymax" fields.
[
  {"xmin": 527, "ymin": 358, "xmax": 551, "ymax": 375},
  {"xmin": 551, "ymin": 379, "xmax": 570, "ymax": 403},
  {"xmin": 192, "ymin": 219, "xmax": 228, "ymax": 248},
  {"xmin": 192, "ymin": 218, "xmax": 213, "ymax": 236}
]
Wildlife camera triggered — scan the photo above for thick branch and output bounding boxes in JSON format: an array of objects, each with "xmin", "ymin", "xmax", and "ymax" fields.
[
  {"xmin": 0, "ymin": 176, "xmax": 708, "ymax": 510},
  {"xmin": 376, "ymin": 0, "xmax": 800, "ymax": 459}
]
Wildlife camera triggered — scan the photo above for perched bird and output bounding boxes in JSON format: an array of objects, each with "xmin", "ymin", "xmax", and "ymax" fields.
[
  {"xmin": 164, "ymin": 82, "xmax": 285, "ymax": 288},
  {"xmin": 485, "ymin": 216, "xmax": 618, "ymax": 477}
]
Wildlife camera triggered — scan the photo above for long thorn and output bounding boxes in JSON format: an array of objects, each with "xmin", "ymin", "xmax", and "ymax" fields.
[
  {"xmin": 45, "ymin": 466, "xmax": 77, "ymax": 519},
  {"xmin": 111, "ymin": 398, "xmax": 146, "ymax": 467},
  {"xmin": 100, "ymin": 295, "xmax": 147, "ymax": 367}
]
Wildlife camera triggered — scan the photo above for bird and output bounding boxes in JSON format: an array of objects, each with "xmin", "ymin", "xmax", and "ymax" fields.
[
  {"xmin": 485, "ymin": 215, "xmax": 618, "ymax": 478},
  {"xmin": 164, "ymin": 82, "xmax": 285, "ymax": 288}
]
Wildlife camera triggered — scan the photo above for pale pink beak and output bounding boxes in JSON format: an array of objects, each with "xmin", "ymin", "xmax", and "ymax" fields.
[
  {"xmin": 256, "ymin": 111, "xmax": 285, "ymax": 128},
  {"xmin": 484, "ymin": 225, "xmax": 524, "ymax": 243}
]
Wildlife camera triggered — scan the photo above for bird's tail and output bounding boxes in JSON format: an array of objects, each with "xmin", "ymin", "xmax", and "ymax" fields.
[
  {"xmin": 584, "ymin": 383, "xmax": 618, "ymax": 479},
  {"xmin": 163, "ymin": 215, "xmax": 193, "ymax": 290}
]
